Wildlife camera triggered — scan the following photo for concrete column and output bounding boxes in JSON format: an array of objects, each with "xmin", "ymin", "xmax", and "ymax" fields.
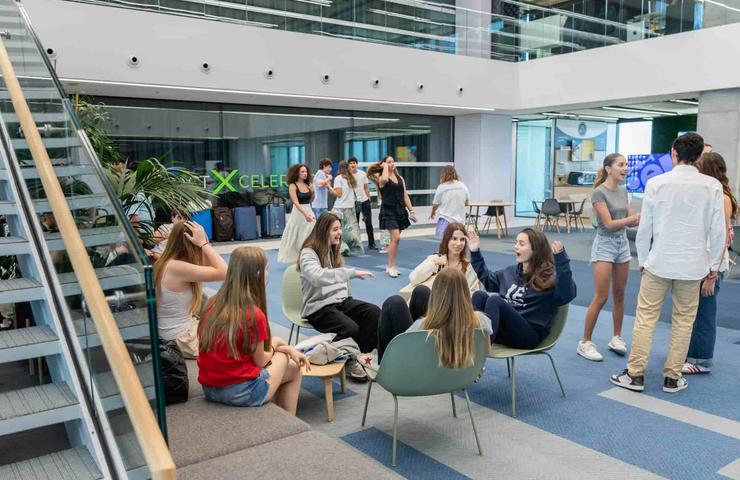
[
  {"xmin": 454, "ymin": 113, "xmax": 514, "ymax": 217},
  {"xmin": 456, "ymin": 0, "xmax": 492, "ymax": 58},
  {"xmin": 697, "ymin": 89, "xmax": 740, "ymax": 195}
]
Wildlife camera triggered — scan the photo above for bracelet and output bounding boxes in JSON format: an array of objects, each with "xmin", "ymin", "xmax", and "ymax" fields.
[{"xmin": 198, "ymin": 241, "xmax": 209, "ymax": 248}]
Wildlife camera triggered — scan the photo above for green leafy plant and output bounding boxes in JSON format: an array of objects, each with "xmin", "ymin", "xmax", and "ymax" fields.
[{"xmin": 75, "ymin": 97, "xmax": 124, "ymax": 166}]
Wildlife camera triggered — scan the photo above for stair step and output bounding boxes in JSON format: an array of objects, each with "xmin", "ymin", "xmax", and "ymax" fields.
[
  {"xmin": 59, "ymin": 265, "xmax": 142, "ymax": 297},
  {"xmin": 0, "ymin": 164, "xmax": 92, "ymax": 181},
  {"xmin": 0, "ymin": 277, "xmax": 45, "ymax": 304},
  {"xmin": 45, "ymin": 225, "xmax": 123, "ymax": 250},
  {"xmin": 0, "ymin": 199, "xmax": 15, "ymax": 215},
  {"xmin": 12, "ymin": 136, "xmax": 81, "ymax": 150},
  {"xmin": 0, "ymin": 383, "xmax": 80, "ymax": 436},
  {"xmin": 0, "ymin": 325, "xmax": 59, "ymax": 363},
  {"xmin": 74, "ymin": 308, "xmax": 148, "ymax": 336},
  {"xmin": 4, "ymin": 112, "xmax": 70, "ymax": 124},
  {"xmin": 0, "ymin": 88, "xmax": 60, "ymax": 100},
  {"xmin": 0, "ymin": 235, "xmax": 30, "ymax": 255},
  {"xmin": 99, "ymin": 362, "xmax": 156, "ymax": 411},
  {"xmin": 32, "ymin": 193, "xmax": 108, "ymax": 213},
  {"xmin": 0, "ymin": 446, "xmax": 103, "ymax": 480}
]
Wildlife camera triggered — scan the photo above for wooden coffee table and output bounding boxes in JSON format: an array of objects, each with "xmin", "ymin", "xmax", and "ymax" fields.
[{"xmin": 302, "ymin": 362, "xmax": 346, "ymax": 422}]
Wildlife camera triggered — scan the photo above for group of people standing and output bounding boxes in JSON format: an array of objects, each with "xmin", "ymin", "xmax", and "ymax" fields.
[{"xmin": 277, "ymin": 155, "xmax": 420, "ymax": 278}]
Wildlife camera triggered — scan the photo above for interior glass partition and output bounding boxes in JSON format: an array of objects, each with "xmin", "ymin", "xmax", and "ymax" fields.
[{"xmin": 514, "ymin": 119, "xmax": 553, "ymax": 217}]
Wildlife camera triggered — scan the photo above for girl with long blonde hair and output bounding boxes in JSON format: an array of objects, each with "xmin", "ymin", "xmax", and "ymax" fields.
[
  {"xmin": 154, "ymin": 220, "xmax": 227, "ymax": 358},
  {"xmin": 198, "ymin": 247, "xmax": 308, "ymax": 414},
  {"xmin": 430, "ymin": 166, "xmax": 470, "ymax": 237},
  {"xmin": 378, "ymin": 268, "xmax": 492, "ymax": 364}
]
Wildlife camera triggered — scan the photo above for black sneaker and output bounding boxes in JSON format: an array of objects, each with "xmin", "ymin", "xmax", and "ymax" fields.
[
  {"xmin": 663, "ymin": 376, "xmax": 688, "ymax": 393},
  {"xmin": 367, "ymin": 244, "xmax": 379, "ymax": 250},
  {"xmin": 609, "ymin": 369, "xmax": 645, "ymax": 392}
]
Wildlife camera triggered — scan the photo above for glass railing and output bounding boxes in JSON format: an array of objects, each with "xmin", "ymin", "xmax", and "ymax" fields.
[
  {"xmin": 0, "ymin": 1, "xmax": 167, "ymax": 477},
  {"xmin": 58, "ymin": 0, "xmax": 735, "ymax": 61}
]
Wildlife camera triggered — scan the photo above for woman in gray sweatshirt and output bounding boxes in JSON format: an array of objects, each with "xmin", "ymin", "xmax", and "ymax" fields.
[{"xmin": 297, "ymin": 213, "xmax": 379, "ymax": 380}]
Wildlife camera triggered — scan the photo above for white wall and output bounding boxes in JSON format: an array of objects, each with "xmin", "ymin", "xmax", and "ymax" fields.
[{"xmin": 23, "ymin": 0, "xmax": 740, "ymax": 115}]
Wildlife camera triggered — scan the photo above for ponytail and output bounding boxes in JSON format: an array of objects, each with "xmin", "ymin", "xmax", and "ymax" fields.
[
  {"xmin": 593, "ymin": 168, "xmax": 608, "ymax": 189},
  {"xmin": 593, "ymin": 153, "xmax": 625, "ymax": 190}
]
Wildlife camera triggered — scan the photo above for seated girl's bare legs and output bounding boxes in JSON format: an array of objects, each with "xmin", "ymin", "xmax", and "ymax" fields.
[{"xmin": 273, "ymin": 357, "xmax": 302, "ymax": 415}]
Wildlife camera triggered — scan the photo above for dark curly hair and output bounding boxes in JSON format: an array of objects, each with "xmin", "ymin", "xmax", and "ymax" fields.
[{"xmin": 286, "ymin": 163, "xmax": 312, "ymax": 185}]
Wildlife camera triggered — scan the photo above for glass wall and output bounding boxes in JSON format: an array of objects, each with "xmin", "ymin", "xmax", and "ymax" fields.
[
  {"xmin": 514, "ymin": 119, "xmax": 553, "ymax": 217},
  {"xmin": 63, "ymin": 0, "xmax": 737, "ymax": 62},
  {"xmin": 94, "ymin": 98, "xmax": 453, "ymax": 207}
]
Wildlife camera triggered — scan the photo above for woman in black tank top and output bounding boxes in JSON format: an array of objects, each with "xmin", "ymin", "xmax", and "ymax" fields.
[
  {"xmin": 368, "ymin": 156, "xmax": 416, "ymax": 278},
  {"xmin": 278, "ymin": 164, "xmax": 316, "ymax": 263}
]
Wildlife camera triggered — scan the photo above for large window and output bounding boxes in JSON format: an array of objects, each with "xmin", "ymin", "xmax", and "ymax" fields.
[
  {"xmin": 96, "ymin": 98, "xmax": 453, "ymax": 206},
  {"xmin": 514, "ymin": 119, "xmax": 554, "ymax": 217}
]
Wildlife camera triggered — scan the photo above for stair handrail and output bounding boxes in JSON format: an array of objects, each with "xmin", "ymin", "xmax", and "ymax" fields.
[{"xmin": 0, "ymin": 36, "xmax": 176, "ymax": 480}]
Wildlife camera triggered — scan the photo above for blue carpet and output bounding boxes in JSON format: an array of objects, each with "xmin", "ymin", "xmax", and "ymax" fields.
[
  {"xmin": 300, "ymin": 375, "xmax": 357, "ymax": 401},
  {"xmin": 341, "ymin": 427, "xmax": 471, "ymax": 479}
]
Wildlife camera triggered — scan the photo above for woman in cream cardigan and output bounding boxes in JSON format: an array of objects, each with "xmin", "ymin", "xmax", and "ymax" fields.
[{"xmin": 400, "ymin": 223, "xmax": 482, "ymax": 311}]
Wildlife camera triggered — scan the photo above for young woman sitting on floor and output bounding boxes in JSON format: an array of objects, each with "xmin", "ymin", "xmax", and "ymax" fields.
[
  {"xmin": 467, "ymin": 228, "xmax": 576, "ymax": 349},
  {"xmin": 198, "ymin": 246, "xmax": 309, "ymax": 414},
  {"xmin": 378, "ymin": 268, "xmax": 492, "ymax": 363},
  {"xmin": 154, "ymin": 221, "xmax": 228, "ymax": 359},
  {"xmin": 298, "ymin": 212, "xmax": 380, "ymax": 381},
  {"xmin": 400, "ymin": 222, "xmax": 482, "ymax": 303}
]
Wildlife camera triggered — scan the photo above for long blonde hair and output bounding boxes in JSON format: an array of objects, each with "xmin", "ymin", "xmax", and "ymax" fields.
[
  {"xmin": 199, "ymin": 247, "xmax": 272, "ymax": 357},
  {"xmin": 297, "ymin": 212, "xmax": 344, "ymax": 270},
  {"xmin": 421, "ymin": 268, "xmax": 478, "ymax": 369},
  {"xmin": 593, "ymin": 153, "xmax": 624, "ymax": 189},
  {"xmin": 154, "ymin": 221, "xmax": 203, "ymax": 315}
]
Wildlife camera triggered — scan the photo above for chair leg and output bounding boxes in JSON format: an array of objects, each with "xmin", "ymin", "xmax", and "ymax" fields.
[
  {"xmin": 545, "ymin": 352, "xmax": 566, "ymax": 397},
  {"xmin": 506, "ymin": 357, "xmax": 510, "ymax": 377},
  {"xmin": 296, "ymin": 326, "xmax": 301, "ymax": 345},
  {"xmin": 392, "ymin": 394, "xmax": 399, "ymax": 467},
  {"xmin": 463, "ymin": 390, "xmax": 483, "ymax": 456},
  {"xmin": 511, "ymin": 356, "xmax": 517, "ymax": 418},
  {"xmin": 451, "ymin": 392, "xmax": 457, "ymax": 418},
  {"xmin": 361, "ymin": 380, "xmax": 373, "ymax": 427},
  {"xmin": 288, "ymin": 324, "xmax": 295, "ymax": 345}
]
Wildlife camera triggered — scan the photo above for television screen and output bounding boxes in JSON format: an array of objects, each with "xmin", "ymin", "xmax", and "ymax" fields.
[{"xmin": 626, "ymin": 154, "xmax": 673, "ymax": 193}]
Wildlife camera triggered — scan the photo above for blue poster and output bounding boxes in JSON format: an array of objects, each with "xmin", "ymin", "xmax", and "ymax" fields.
[{"xmin": 626, "ymin": 153, "xmax": 673, "ymax": 193}]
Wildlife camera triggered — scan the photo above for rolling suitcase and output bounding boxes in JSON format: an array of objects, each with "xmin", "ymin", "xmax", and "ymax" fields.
[
  {"xmin": 233, "ymin": 206, "xmax": 259, "ymax": 241},
  {"xmin": 260, "ymin": 201, "xmax": 286, "ymax": 238},
  {"xmin": 190, "ymin": 209, "xmax": 212, "ymax": 241},
  {"xmin": 212, "ymin": 207, "xmax": 234, "ymax": 242}
]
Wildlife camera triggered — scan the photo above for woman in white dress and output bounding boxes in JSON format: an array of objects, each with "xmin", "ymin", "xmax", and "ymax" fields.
[{"xmin": 277, "ymin": 164, "xmax": 315, "ymax": 264}]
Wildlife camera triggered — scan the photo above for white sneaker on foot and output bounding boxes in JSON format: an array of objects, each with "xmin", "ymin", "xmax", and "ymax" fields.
[
  {"xmin": 682, "ymin": 362, "xmax": 711, "ymax": 374},
  {"xmin": 577, "ymin": 340, "xmax": 604, "ymax": 361},
  {"xmin": 347, "ymin": 360, "xmax": 368, "ymax": 382},
  {"xmin": 386, "ymin": 267, "xmax": 400, "ymax": 278},
  {"xmin": 608, "ymin": 335, "xmax": 628, "ymax": 356}
]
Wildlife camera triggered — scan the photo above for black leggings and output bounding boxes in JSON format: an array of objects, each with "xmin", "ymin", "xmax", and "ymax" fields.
[
  {"xmin": 306, "ymin": 297, "xmax": 380, "ymax": 353},
  {"xmin": 356, "ymin": 199, "xmax": 375, "ymax": 247},
  {"xmin": 377, "ymin": 285, "xmax": 431, "ymax": 360},
  {"xmin": 471, "ymin": 291, "xmax": 543, "ymax": 349}
]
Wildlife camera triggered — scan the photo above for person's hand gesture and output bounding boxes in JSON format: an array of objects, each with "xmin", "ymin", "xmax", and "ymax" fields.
[
  {"xmin": 326, "ymin": 174, "xmax": 333, "ymax": 182},
  {"xmin": 551, "ymin": 241, "xmax": 564, "ymax": 254},
  {"xmin": 289, "ymin": 349, "xmax": 310, "ymax": 371},
  {"xmin": 433, "ymin": 255, "xmax": 447, "ymax": 267},
  {"xmin": 355, "ymin": 270, "xmax": 375, "ymax": 280},
  {"xmin": 304, "ymin": 212, "xmax": 316, "ymax": 223},
  {"xmin": 466, "ymin": 229, "xmax": 481, "ymax": 252},
  {"xmin": 630, "ymin": 212, "xmax": 641, "ymax": 227},
  {"xmin": 184, "ymin": 221, "xmax": 208, "ymax": 247}
]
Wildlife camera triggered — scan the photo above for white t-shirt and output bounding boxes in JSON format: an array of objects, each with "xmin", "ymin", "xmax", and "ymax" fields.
[
  {"xmin": 353, "ymin": 171, "xmax": 369, "ymax": 202},
  {"xmin": 333, "ymin": 175, "xmax": 355, "ymax": 209},
  {"xmin": 432, "ymin": 180, "xmax": 470, "ymax": 224}
]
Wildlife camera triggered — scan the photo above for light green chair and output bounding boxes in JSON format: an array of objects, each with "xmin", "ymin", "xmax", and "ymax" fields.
[
  {"xmin": 361, "ymin": 330, "xmax": 488, "ymax": 466},
  {"xmin": 489, "ymin": 304, "xmax": 569, "ymax": 418},
  {"xmin": 281, "ymin": 266, "xmax": 313, "ymax": 345}
]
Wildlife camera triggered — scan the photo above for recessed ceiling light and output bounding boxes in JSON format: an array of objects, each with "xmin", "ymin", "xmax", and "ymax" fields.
[{"xmin": 602, "ymin": 106, "xmax": 678, "ymax": 116}]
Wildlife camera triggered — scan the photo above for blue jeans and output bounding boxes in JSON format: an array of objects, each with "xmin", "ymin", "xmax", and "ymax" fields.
[
  {"xmin": 472, "ymin": 291, "xmax": 542, "ymax": 349},
  {"xmin": 202, "ymin": 369, "xmax": 270, "ymax": 407},
  {"xmin": 686, "ymin": 273, "xmax": 723, "ymax": 366}
]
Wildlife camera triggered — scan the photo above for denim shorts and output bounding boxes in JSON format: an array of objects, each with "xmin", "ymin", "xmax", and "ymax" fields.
[
  {"xmin": 590, "ymin": 232, "xmax": 631, "ymax": 264},
  {"xmin": 202, "ymin": 369, "xmax": 270, "ymax": 407}
]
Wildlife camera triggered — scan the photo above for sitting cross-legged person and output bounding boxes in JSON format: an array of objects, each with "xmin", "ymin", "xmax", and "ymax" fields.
[
  {"xmin": 378, "ymin": 268, "xmax": 492, "ymax": 362},
  {"xmin": 467, "ymin": 228, "xmax": 576, "ymax": 350},
  {"xmin": 198, "ymin": 246, "xmax": 309, "ymax": 415}
]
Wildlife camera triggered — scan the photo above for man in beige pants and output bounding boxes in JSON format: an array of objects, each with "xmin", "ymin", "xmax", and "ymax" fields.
[{"xmin": 610, "ymin": 133, "xmax": 725, "ymax": 393}]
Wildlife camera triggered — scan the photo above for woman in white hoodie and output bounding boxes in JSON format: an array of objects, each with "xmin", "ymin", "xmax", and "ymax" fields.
[{"xmin": 297, "ymin": 213, "xmax": 379, "ymax": 381}]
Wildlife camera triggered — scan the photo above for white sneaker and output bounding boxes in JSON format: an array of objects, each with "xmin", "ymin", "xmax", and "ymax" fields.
[
  {"xmin": 577, "ymin": 340, "xmax": 604, "ymax": 361},
  {"xmin": 386, "ymin": 267, "xmax": 400, "ymax": 278},
  {"xmin": 358, "ymin": 350, "xmax": 379, "ymax": 374},
  {"xmin": 347, "ymin": 360, "xmax": 368, "ymax": 382},
  {"xmin": 682, "ymin": 362, "xmax": 711, "ymax": 374},
  {"xmin": 608, "ymin": 336, "xmax": 628, "ymax": 356}
]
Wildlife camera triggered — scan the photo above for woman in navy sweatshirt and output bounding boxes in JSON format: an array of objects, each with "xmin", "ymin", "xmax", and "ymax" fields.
[{"xmin": 467, "ymin": 228, "xmax": 576, "ymax": 349}]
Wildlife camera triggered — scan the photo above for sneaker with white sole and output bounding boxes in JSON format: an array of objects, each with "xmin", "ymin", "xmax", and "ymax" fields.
[
  {"xmin": 663, "ymin": 376, "xmax": 688, "ymax": 393},
  {"xmin": 608, "ymin": 335, "xmax": 628, "ymax": 356},
  {"xmin": 358, "ymin": 350, "xmax": 379, "ymax": 374},
  {"xmin": 577, "ymin": 340, "xmax": 604, "ymax": 361},
  {"xmin": 610, "ymin": 369, "xmax": 645, "ymax": 392},
  {"xmin": 347, "ymin": 360, "xmax": 368, "ymax": 382},
  {"xmin": 386, "ymin": 267, "xmax": 401, "ymax": 278},
  {"xmin": 682, "ymin": 362, "xmax": 711, "ymax": 375}
]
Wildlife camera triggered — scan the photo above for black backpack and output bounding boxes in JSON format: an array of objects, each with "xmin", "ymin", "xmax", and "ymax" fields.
[{"xmin": 212, "ymin": 207, "xmax": 234, "ymax": 242}]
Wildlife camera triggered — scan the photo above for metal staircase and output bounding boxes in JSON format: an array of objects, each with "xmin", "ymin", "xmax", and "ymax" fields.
[{"xmin": 0, "ymin": 0, "xmax": 172, "ymax": 478}]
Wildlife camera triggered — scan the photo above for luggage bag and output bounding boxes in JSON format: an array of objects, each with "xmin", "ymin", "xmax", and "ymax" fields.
[{"xmin": 233, "ymin": 206, "xmax": 259, "ymax": 241}]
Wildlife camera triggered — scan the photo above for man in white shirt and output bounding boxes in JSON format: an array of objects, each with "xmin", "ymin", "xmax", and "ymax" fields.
[
  {"xmin": 349, "ymin": 157, "xmax": 376, "ymax": 249},
  {"xmin": 312, "ymin": 158, "xmax": 334, "ymax": 218},
  {"xmin": 611, "ymin": 133, "xmax": 725, "ymax": 394}
]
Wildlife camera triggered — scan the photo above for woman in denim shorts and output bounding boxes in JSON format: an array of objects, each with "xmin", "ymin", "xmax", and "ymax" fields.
[
  {"xmin": 198, "ymin": 247, "xmax": 310, "ymax": 414},
  {"xmin": 577, "ymin": 154, "xmax": 641, "ymax": 362}
]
